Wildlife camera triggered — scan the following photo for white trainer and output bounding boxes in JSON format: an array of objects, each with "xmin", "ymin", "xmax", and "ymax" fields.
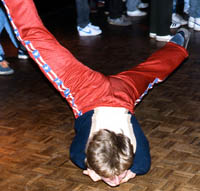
[
  {"xmin": 172, "ymin": 13, "xmax": 187, "ymax": 25},
  {"xmin": 77, "ymin": 24, "xmax": 102, "ymax": 36},
  {"xmin": 127, "ymin": 9, "xmax": 147, "ymax": 17},
  {"xmin": 170, "ymin": 22, "xmax": 181, "ymax": 29},
  {"xmin": 156, "ymin": 35, "xmax": 173, "ymax": 42},
  {"xmin": 149, "ymin": 32, "xmax": 156, "ymax": 38},
  {"xmin": 188, "ymin": 16, "xmax": 195, "ymax": 28},
  {"xmin": 88, "ymin": 23, "xmax": 100, "ymax": 30},
  {"xmin": 194, "ymin": 18, "xmax": 200, "ymax": 31}
]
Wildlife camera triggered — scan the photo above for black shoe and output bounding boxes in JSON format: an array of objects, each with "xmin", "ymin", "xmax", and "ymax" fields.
[{"xmin": 18, "ymin": 49, "xmax": 29, "ymax": 59}]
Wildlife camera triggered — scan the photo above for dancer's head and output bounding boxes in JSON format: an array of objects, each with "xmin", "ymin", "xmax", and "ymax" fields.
[{"xmin": 85, "ymin": 129, "xmax": 134, "ymax": 186}]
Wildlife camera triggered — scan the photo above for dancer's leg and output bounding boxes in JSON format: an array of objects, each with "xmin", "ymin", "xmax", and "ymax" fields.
[
  {"xmin": 2, "ymin": 0, "xmax": 108, "ymax": 117},
  {"xmin": 111, "ymin": 39, "xmax": 188, "ymax": 107}
]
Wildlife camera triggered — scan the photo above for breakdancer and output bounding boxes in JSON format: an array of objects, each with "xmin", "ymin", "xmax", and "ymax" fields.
[{"xmin": 2, "ymin": 0, "xmax": 190, "ymax": 187}]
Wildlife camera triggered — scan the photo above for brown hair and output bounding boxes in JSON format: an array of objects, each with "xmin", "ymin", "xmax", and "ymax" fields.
[{"xmin": 85, "ymin": 129, "xmax": 134, "ymax": 178}]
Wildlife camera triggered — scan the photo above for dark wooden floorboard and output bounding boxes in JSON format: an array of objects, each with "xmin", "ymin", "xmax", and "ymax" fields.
[{"xmin": 0, "ymin": 4, "xmax": 200, "ymax": 191}]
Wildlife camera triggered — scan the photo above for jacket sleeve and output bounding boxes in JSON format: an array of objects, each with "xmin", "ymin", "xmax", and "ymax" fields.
[
  {"xmin": 130, "ymin": 115, "xmax": 151, "ymax": 175},
  {"xmin": 70, "ymin": 110, "xmax": 94, "ymax": 169}
]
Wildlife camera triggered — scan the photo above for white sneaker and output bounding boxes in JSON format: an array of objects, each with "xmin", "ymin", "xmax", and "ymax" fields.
[
  {"xmin": 172, "ymin": 13, "xmax": 187, "ymax": 25},
  {"xmin": 127, "ymin": 9, "xmax": 147, "ymax": 17},
  {"xmin": 77, "ymin": 24, "xmax": 102, "ymax": 36},
  {"xmin": 194, "ymin": 18, "xmax": 200, "ymax": 31},
  {"xmin": 88, "ymin": 23, "xmax": 100, "ymax": 30},
  {"xmin": 188, "ymin": 17, "xmax": 195, "ymax": 28},
  {"xmin": 138, "ymin": 3, "xmax": 149, "ymax": 9},
  {"xmin": 156, "ymin": 35, "xmax": 173, "ymax": 42},
  {"xmin": 170, "ymin": 22, "xmax": 181, "ymax": 29},
  {"xmin": 149, "ymin": 32, "xmax": 156, "ymax": 38}
]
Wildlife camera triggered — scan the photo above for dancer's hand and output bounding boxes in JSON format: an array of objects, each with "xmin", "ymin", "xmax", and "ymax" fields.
[
  {"xmin": 83, "ymin": 168, "xmax": 102, "ymax": 182},
  {"xmin": 120, "ymin": 170, "xmax": 136, "ymax": 184},
  {"xmin": 83, "ymin": 168, "xmax": 136, "ymax": 186}
]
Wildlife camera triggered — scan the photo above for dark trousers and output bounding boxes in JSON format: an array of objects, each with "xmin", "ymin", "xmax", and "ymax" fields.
[
  {"xmin": 108, "ymin": 0, "xmax": 124, "ymax": 19},
  {"xmin": 150, "ymin": 0, "xmax": 173, "ymax": 36},
  {"xmin": 75, "ymin": 0, "xmax": 90, "ymax": 27}
]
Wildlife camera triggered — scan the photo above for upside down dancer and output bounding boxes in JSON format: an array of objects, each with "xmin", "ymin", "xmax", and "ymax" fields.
[{"xmin": 2, "ymin": 0, "xmax": 190, "ymax": 187}]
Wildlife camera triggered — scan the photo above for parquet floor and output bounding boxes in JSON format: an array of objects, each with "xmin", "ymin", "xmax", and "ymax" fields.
[{"xmin": 0, "ymin": 2, "xmax": 200, "ymax": 191}]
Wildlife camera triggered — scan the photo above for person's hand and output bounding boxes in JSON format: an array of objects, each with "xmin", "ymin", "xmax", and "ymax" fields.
[
  {"xmin": 83, "ymin": 168, "xmax": 102, "ymax": 182},
  {"xmin": 83, "ymin": 168, "xmax": 136, "ymax": 186},
  {"xmin": 120, "ymin": 170, "xmax": 136, "ymax": 184}
]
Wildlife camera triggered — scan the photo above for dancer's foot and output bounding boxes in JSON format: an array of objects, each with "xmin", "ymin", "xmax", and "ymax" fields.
[{"xmin": 170, "ymin": 28, "xmax": 191, "ymax": 49}]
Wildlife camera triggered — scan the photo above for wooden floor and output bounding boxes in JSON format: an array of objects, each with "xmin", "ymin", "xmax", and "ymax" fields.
[{"xmin": 0, "ymin": 3, "xmax": 200, "ymax": 191}]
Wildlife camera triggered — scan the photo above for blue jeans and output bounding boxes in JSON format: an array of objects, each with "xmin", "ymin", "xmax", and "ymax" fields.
[
  {"xmin": 173, "ymin": 0, "xmax": 188, "ymax": 13},
  {"xmin": 172, "ymin": 0, "xmax": 177, "ymax": 13},
  {"xmin": 0, "ymin": 7, "xmax": 19, "ymax": 61},
  {"xmin": 189, "ymin": 0, "xmax": 200, "ymax": 18},
  {"xmin": 75, "ymin": 0, "xmax": 90, "ymax": 28},
  {"xmin": 126, "ymin": 0, "xmax": 141, "ymax": 11},
  {"xmin": 184, "ymin": 0, "xmax": 190, "ymax": 13}
]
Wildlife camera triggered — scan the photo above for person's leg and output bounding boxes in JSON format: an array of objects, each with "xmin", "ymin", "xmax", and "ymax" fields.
[
  {"xmin": 0, "ymin": 8, "xmax": 15, "ymax": 75},
  {"xmin": 188, "ymin": 0, "xmax": 200, "ymax": 19},
  {"xmin": 149, "ymin": 0, "xmax": 157, "ymax": 35},
  {"xmin": 126, "ymin": 0, "xmax": 139, "ymax": 11},
  {"xmin": 193, "ymin": 0, "xmax": 200, "ymax": 31},
  {"xmin": 108, "ymin": 0, "xmax": 132, "ymax": 26},
  {"xmin": 104, "ymin": 0, "xmax": 110, "ymax": 14},
  {"xmin": 172, "ymin": 0, "xmax": 177, "ymax": 13},
  {"xmin": 184, "ymin": 0, "xmax": 190, "ymax": 14},
  {"xmin": 151, "ymin": 0, "xmax": 173, "ymax": 41},
  {"xmin": 0, "ymin": 7, "xmax": 18, "ymax": 48},
  {"xmin": 126, "ymin": 0, "xmax": 147, "ymax": 16},
  {"xmin": 0, "ymin": 7, "xmax": 19, "ymax": 48},
  {"xmin": 75, "ymin": 0, "xmax": 102, "ymax": 36},
  {"xmin": 171, "ymin": 0, "xmax": 187, "ymax": 29},
  {"xmin": 2, "ymin": 0, "xmax": 105, "ymax": 116},
  {"xmin": 189, "ymin": 0, "xmax": 200, "ymax": 31},
  {"xmin": 111, "ymin": 29, "xmax": 189, "ymax": 107},
  {"xmin": 0, "ymin": 9, "xmax": 5, "ymax": 59},
  {"xmin": 156, "ymin": 0, "xmax": 172, "ymax": 36},
  {"xmin": 75, "ymin": 0, "xmax": 90, "ymax": 28},
  {"xmin": 192, "ymin": 0, "xmax": 200, "ymax": 18},
  {"xmin": 109, "ymin": 0, "xmax": 123, "ymax": 19},
  {"xmin": 89, "ymin": 0, "xmax": 98, "ymax": 13},
  {"xmin": 0, "ymin": 7, "xmax": 29, "ymax": 59},
  {"xmin": 0, "ymin": 44, "xmax": 5, "ymax": 62}
]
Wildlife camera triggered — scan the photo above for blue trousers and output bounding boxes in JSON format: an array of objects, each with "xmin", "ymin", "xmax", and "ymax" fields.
[
  {"xmin": 189, "ymin": 0, "xmax": 200, "ymax": 18},
  {"xmin": 75, "ymin": 0, "xmax": 90, "ymax": 28},
  {"xmin": 126, "ymin": 0, "xmax": 141, "ymax": 11},
  {"xmin": 0, "ymin": 7, "xmax": 19, "ymax": 61}
]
